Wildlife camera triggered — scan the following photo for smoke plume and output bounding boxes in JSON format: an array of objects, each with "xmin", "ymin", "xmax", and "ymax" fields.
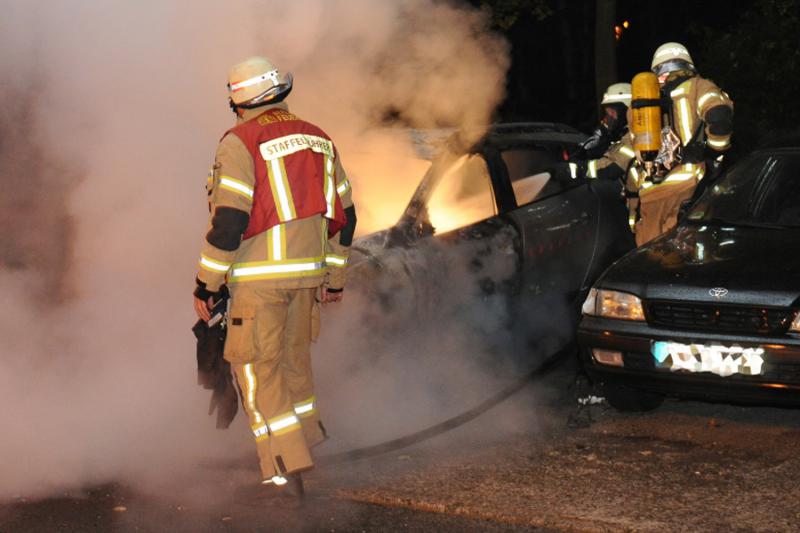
[{"xmin": 0, "ymin": 0, "xmax": 519, "ymax": 501}]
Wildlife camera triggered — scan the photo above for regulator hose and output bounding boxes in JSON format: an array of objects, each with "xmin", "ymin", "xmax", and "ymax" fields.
[{"xmin": 317, "ymin": 342, "xmax": 575, "ymax": 466}]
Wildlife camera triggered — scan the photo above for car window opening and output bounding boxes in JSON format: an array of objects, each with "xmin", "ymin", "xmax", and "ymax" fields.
[
  {"xmin": 426, "ymin": 154, "xmax": 496, "ymax": 234},
  {"xmin": 502, "ymin": 148, "xmax": 563, "ymax": 206},
  {"xmin": 687, "ymin": 152, "xmax": 800, "ymax": 228}
]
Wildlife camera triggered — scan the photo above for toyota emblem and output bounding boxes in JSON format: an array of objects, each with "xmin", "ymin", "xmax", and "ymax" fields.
[{"xmin": 709, "ymin": 287, "xmax": 729, "ymax": 299}]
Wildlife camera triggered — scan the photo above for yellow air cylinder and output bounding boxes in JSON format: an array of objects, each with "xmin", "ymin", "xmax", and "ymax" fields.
[{"xmin": 631, "ymin": 72, "xmax": 662, "ymax": 161}]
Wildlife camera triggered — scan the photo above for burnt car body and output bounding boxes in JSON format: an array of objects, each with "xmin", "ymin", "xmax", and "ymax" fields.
[
  {"xmin": 350, "ymin": 123, "xmax": 634, "ymax": 358},
  {"xmin": 578, "ymin": 140, "xmax": 800, "ymax": 409}
]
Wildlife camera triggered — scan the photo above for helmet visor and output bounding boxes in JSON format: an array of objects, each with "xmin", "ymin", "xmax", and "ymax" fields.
[
  {"xmin": 232, "ymin": 71, "xmax": 293, "ymax": 107},
  {"xmin": 250, "ymin": 71, "xmax": 293, "ymax": 104},
  {"xmin": 653, "ymin": 59, "xmax": 694, "ymax": 82}
]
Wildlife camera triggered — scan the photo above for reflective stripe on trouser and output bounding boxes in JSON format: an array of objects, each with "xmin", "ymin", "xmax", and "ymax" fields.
[
  {"xmin": 293, "ymin": 394, "xmax": 325, "ymax": 448},
  {"xmin": 226, "ymin": 286, "xmax": 321, "ymax": 479},
  {"xmin": 635, "ymin": 165, "xmax": 704, "ymax": 246}
]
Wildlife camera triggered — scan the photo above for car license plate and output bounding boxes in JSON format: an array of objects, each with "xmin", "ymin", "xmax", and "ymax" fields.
[{"xmin": 651, "ymin": 341, "xmax": 764, "ymax": 377}]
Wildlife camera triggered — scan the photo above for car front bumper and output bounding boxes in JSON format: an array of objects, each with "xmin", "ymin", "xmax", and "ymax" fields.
[{"xmin": 578, "ymin": 316, "xmax": 800, "ymax": 406}]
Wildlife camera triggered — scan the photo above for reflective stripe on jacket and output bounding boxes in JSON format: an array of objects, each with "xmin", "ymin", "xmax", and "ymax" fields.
[
  {"xmin": 668, "ymin": 76, "xmax": 733, "ymax": 152},
  {"xmin": 226, "ymin": 108, "xmax": 347, "ymax": 239}
]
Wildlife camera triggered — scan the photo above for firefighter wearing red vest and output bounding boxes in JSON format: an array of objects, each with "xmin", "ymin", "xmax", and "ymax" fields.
[
  {"xmin": 628, "ymin": 42, "xmax": 733, "ymax": 245},
  {"xmin": 192, "ymin": 56, "xmax": 357, "ymax": 495}
]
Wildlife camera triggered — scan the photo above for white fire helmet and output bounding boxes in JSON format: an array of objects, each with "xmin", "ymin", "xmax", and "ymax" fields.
[
  {"xmin": 651, "ymin": 42, "xmax": 695, "ymax": 82},
  {"xmin": 601, "ymin": 82, "xmax": 632, "ymax": 107},
  {"xmin": 227, "ymin": 56, "xmax": 293, "ymax": 107}
]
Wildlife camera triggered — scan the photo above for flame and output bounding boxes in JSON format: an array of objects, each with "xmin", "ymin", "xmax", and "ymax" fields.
[
  {"xmin": 427, "ymin": 154, "xmax": 495, "ymax": 234},
  {"xmin": 343, "ymin": 129, "xmax": 432, "ymax": 235}
]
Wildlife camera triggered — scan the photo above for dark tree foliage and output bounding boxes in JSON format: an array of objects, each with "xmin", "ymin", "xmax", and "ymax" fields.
[
  {"xmin": 468, "ymin": 0, "xmax": 598, "ymax": 130},
  {"xmin": 472, "ymin": 0, "xmax": 554, "ymax": 29},
  {"xmin": 689, "ymin": 0, "xmax": 800, "ymax": 151}
]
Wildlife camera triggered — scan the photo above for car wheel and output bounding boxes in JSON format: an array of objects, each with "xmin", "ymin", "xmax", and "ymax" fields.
[{"xmin": 602, "ymin": 384, "xmax": 664, "ymax": 412}]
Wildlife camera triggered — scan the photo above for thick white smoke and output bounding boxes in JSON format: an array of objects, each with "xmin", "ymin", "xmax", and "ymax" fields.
[{"xmin": 0, "ymin": 0, "xmax": 515, "ymax": 500}]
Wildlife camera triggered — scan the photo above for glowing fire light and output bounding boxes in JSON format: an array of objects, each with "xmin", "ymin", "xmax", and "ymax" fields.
[
  {"xmin": 427, "ymin": 154, "xmax": 495, "ymax": 234},
  {"xmin": 344, "ymin": 129, "xmax": 433, "ymax": 235}
]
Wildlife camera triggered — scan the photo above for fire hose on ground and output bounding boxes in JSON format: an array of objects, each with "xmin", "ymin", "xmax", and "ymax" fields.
[
  {"xmin": 195, "ymin": 285, "xmax": 584, "ymax": 467},
  {"xmin": 317, "ymin": 342, "xmax": 576, "ymax": 466}
]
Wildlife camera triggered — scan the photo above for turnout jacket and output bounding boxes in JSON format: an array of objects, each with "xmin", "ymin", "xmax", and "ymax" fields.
[{"xmin": 197, "ymin": 103, "xmax": 354, "ymax": 293}]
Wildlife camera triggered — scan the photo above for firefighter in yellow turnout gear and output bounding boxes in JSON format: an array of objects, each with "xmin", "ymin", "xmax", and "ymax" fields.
[
  {"xmin": 192, "ymin": 56, "xmax": 356, "ymax": 492},
  {"xmin": 628, "ymin": 42, "xmax": 733, "ymax": 245},
  {"xmin": 568, "ymin": 83, "xmax": 636, "ymax": 183}
]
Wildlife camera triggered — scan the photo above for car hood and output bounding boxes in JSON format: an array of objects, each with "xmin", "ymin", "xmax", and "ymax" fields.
[{"xmin": 599, "ymin": 224, "xmax": 800, "ymax": 307}]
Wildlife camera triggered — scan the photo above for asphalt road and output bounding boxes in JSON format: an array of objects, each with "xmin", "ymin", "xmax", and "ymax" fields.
[{"xmin": 3, "ymin": 366, "xmax": 800, "ymax": 532}]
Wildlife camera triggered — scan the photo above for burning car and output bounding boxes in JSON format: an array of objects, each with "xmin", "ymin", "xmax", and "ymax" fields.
[
  {"xmin": 349, "ymin": 123, "xmax": 634, "ymax": 356},
  {"xmin": 578, "ymin": 139, "xmax": 800, "ymax": 410}
]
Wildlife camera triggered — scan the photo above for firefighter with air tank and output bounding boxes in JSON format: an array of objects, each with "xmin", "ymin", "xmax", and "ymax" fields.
[
  {"xmin": 627, "ymin": 42, "xmax": 734, "ymax": 246},
  {"xmin": 192, "ymin": 56, "xmax": 356, "ymax": 497}
]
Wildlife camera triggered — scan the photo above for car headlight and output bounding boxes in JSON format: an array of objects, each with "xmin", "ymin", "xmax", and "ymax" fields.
[
  {"xmin": 582, "ymin": 288, "xmax": 646, "ymax": 321},
  {"xmin": 790, "ymin": 311, "xmax": 800, "ymax": 333}
]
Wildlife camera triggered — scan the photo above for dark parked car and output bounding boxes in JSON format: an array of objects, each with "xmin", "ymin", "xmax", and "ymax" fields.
[
  {"xmin": 350, "ymin": 123, "xmax": 634, "ymax": 355},
  {"xmin": 578, "ymin": 139, "xmax": 800, "ymax": 410}
]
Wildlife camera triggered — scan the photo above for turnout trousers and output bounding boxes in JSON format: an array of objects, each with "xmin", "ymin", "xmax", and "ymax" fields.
[
  {"xmin": 635, "ymin": 164, "xmax": 704, "ymax": 246},
  {"xmin": 224, "ymin": 285, "xmax": 327, "ymax": 480}
]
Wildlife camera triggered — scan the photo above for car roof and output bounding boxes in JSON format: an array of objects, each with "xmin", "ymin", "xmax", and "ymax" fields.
[
  {"xmin": 482, "ymin": 122, "xmax": 585, "ymax": 146},
  {"xmin": 444, "ymin": 122, "xmax": 585, "ymax": 153},
  {"xmin": 487, "ymin": 122, "xmax": 583, "ymax": 135}
]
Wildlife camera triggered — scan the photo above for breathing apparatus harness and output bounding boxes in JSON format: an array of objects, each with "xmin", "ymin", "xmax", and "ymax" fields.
[{"xmin": 631, "ymin": 71, "xmax": 704, "ymax": 184}]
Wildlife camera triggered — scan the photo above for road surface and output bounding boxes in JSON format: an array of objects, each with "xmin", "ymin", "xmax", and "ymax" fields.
[{"xmin": 3, "ymin": 367, "xmax": 800, "ymax": 532}]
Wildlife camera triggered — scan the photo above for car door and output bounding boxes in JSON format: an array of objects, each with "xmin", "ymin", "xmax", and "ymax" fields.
[
  {"xmin": 491, "ymin": 146, "xmax": 601, "ymax": 339},
  {"xmin": 359, "ymin": 150, "xmax": 520, "ymax": 326}
]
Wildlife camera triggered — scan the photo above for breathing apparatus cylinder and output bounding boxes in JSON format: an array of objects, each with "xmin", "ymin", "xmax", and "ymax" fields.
[{"xmin": 631, "ymin": 72, "xmax": 662, "ymax": 165}]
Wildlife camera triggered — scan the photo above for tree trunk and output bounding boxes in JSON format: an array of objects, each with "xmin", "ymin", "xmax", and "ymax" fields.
[
  {"xmin": 555, "ymin": 0, "xmax": 579, "ymax": 124},
  {"xmin": 594, "ymin": 0, "xmax": 617, "ymax": 109}
]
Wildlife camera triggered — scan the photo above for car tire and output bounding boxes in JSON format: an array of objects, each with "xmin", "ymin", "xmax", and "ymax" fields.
[{"xmin": 602, "ymin": 384, "xmax": 664, "ymax": 412}]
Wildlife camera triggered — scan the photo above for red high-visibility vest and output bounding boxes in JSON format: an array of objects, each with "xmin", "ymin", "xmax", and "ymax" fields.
[{"xmin": 226, "ymin": 108, "xmax": 347, "ymax": 240}]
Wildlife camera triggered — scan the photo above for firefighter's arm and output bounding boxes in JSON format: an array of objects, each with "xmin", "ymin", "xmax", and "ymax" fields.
[
  {"xmin": 564, "ymin": 158, "xmax": 617, "ymax": 181},
  {"xmin": 600, "ymin": 135, "xmax": 636, "ymax": 181},
  {"xmin": 324, "ymin": 155, "xmax": 356, "ymax": 298},
  {"xmin": 195, "ymin": 134, "xmax": 254, "ymax": 300},
  {"xmin": 607, "ymin": 134, "xmax": 636, "ymax": 170},
  {"xmin": 696, "ymin": 78, "xmax": 734, "ymax": 155},
  {"xmin": 571, "ymin": 125, "xmax": 612, "ymax": 161},
  {"xmin": 625, "ymin": 163, "xmax": 644, "ymax": 232},
  {"xmin": 570, "ymin": 136, "xmax": 634, "ymax": 181}
]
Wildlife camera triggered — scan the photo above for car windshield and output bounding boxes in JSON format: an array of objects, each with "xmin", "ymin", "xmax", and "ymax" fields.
[{"xmin": 687, "ymin": 152, "xmax": 800, "ymax": 228}]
